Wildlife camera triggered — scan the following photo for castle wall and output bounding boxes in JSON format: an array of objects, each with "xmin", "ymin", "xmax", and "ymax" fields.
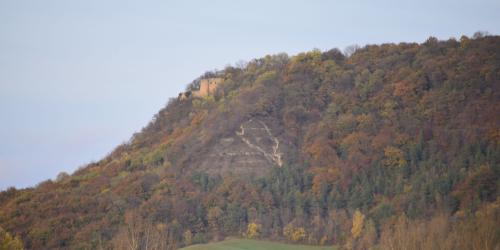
[
  {"xmin": 192, "ymin": 78, "xmax": 223, "ymax": 98},
  {"xmin": 193, "ymin": 79, "xmax": 210, "ymax": 97},
  {"xmin": 208, "ymin": 78, "xmax": 221, "ymax": 94},
  {"xmin": 179, "ymin": 77, "xmax": 223, "ymax": 100}
]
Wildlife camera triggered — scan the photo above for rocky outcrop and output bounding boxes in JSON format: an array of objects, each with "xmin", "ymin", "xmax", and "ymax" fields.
[
  {"xmin": 235, "ymin": 119, "xmax": 283, "ymax": 167},
  {"xmin": 198, "ymin": 118, "xmax": 284, "ymax": 176}
]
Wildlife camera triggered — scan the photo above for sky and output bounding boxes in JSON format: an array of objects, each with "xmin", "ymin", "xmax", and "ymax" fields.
[{"xmin": 1, "ymin": 0, "xmax": 499, "ymax": 191}]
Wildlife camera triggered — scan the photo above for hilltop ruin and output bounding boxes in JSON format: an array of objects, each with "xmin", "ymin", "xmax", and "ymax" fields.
[{"xmin": 178, "ymin": 78, "xmax": 223, "ymax": 100}]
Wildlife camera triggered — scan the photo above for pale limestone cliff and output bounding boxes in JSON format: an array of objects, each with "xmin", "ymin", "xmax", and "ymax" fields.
[{"xmin": 198, "ymin": 118, "xmax": 285, "ymax": 177}]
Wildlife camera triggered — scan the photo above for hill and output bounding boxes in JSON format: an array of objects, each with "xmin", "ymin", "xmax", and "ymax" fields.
[{"xmin": 0, "ymin": 34, "xmax": 499, "ymax": 249}]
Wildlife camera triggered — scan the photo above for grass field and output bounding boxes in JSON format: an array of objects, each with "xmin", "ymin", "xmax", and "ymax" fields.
[{"xmin": 179, "ymin": 239, "xmax": 337, "ymax": 250}]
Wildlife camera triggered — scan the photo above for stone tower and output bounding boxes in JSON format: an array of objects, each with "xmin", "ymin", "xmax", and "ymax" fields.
[{"xmin": 191, "ymin": 78, "xmax": 223, "ymax": 98}]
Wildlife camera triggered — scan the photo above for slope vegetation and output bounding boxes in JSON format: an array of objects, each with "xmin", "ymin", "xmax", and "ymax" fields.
[{"xmin": 0, "ymin": 35, "xmax": 499, "ymax": 249}]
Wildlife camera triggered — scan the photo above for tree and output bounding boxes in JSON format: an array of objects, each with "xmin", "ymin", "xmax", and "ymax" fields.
[
  {"xmin": 183, "ymin": 230, "xmax": 193, "ymax": 246},
  {"xmin": 383, "ymin": 146, "xmax": 406, "ymax": 168},
  {"xmin": 283, "ymin": 223, "xmax": 307, "ymax": 242},
  {"xmin": 55, "ymin": 171, "xmax": 70, "ymax": 182},
  {"xmin": 112, "ymin": 212, "xmax": 175, "ymax": 250},
  {"xmin": 208, "ymin": 206, "xmax": 223, "ymax": 240},
  {"xmin": 2, "ymin": 34, "xmax": 500, "ymax": 250},
  {"xmin": 344, "ymin": 44, "xmax": 360, "ymax": 57},
  {"xmin": 246, "ymin": 222, "xmax": 262, "ymax": 239},
  {"xmin": 292, "ymin": 227, "xmax": 307, "ymax": 242},
  {"xmin": 351, "ymin": 209, "xmax": 365, "ymax": 239},
  {"xmin": 283, "ymin": 222, "xmax": 294, "ymax": 241},
  {"xmin": 0, "ymin": 227, "xmax": 23, "ymax": 250},
  {"xmin": 359, "ymin": 219, "xmax": 377, "ymax": 249}
]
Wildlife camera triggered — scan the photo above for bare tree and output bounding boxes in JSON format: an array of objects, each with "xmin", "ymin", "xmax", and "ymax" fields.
[
  {"xmin": 112, "ymin": 211, "xmax": 177, "ymax": 250},
  {"xmin": 343, "ymin": 44, "xmax": 360, "ymax": 57}
]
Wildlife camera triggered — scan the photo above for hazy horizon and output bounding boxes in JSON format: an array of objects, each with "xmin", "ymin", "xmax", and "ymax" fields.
[{"xmin": 1, "ymin": 0, "xmax": 500, "ymax": 191}]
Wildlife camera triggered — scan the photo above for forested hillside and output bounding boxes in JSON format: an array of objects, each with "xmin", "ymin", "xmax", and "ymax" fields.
[{"xmin": 1, "ymin": 35, "xmax": 499, "ymax": 250}]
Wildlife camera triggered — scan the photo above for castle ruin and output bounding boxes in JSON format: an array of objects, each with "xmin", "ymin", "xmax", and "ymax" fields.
[{"xmin": 178, "ymin": 78, "xmax": 223, "ymax": 100}]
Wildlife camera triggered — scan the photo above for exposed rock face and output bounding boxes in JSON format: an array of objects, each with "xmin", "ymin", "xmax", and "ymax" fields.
[{"xmin": 198, "ymin": 118, "xmax": 284, "ymax": 176}]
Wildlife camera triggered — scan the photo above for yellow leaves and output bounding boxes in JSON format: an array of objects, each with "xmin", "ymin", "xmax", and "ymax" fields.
[
  {"xmin": 356, "ymin": 113, "xmax": 375, "ymax": 132},
  {"xmin": 383, "ymin": 146, "xmax": 406, "ymax": 167},
  {"xmin": 290, "ymin": 49, "xmax": 322, "ymax": 65},
  {"xmin": 351, "ymin": 209, "xmax": 365, "ymax": 239},
  {"xmin": 283, "ymin": 223, "xmax": 307, "ymax": 242},
  {"xmin": 287, "ymin": 49, "xmax": 322, "ymax": 77},
  {"xmin": 183, "ymin": 230, "xmax": 193, "ymax": 245},
  {"xmin": 0, "ymin": 226, "xmax": 24, "ymax": 250},
  {"xmin": 156, "ymin": 223, "xmax": 167, "ymax": 232},
  {"xmin": 291, "ymin": 227, "xmax": 306, "ymax": 242},
  {"xmin": 283, "ymin": 223, "xmax": 294, "ymax": 240},
  {"xmin": 246, "ymin": 222, "xmax": 262, "ymax": 239}
]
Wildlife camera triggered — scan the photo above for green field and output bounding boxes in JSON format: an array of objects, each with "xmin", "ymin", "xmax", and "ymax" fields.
[{"xmin": 180, "ymin": 239, "xmax": 336, "ymax": 250}]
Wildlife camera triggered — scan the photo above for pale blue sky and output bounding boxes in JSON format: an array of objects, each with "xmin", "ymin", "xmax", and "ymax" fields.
[{"xmin": 1, "ymin": 0, "xmax": 499, "ymax": 190}]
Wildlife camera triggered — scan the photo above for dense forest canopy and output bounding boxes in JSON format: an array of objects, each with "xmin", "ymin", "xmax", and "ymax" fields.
[{"xmin": 0, "ymin": 34, "xmax": 499, "ymax": 250}]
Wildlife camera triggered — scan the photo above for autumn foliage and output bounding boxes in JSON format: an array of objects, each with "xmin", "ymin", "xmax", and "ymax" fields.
[{"xmin": 0, "ymin": 35, "xmax": 499, "ymax": 249}]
